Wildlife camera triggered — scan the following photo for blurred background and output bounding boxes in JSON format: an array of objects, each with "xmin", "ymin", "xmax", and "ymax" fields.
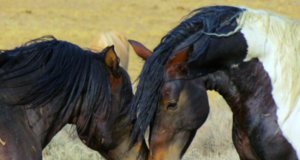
[{"xmin": 1, "ymin": 0, "xmax": 299, "ymax": 159}]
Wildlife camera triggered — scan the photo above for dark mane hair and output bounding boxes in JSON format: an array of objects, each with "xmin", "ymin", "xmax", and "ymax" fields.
[
  {"xmin": 0, "ymin": 36, "xmax": 123, "ymax": 126},
  {"xmin": 130, "ymin": 6, "xmax": 244, "ymax": 141}
]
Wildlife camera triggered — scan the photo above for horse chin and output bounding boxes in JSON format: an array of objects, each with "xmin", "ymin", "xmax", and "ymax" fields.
[
  {"xmin": 148, "ymin": 143, "xmax": 182, "ymax": 160},
  {"xmin": 104, "ymin": 138, "xmax": 149, "ymax": 160},
  {"xmin": 149, "ymin": 148, "xmax": 182, "ymax": 160},
  {"xmin": 148, "ymin": 130, "xmax": 195, "ymax": 160}
]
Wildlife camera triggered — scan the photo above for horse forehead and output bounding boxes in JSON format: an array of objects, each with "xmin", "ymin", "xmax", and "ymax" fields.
[{"xmin": 109, "ymin": 75, "xmax": 123, "ymax": 92}]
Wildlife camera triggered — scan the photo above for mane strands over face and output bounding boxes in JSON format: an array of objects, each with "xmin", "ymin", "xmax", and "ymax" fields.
[{"xmin": 130, "ymin": 6, "xmax": 245, "ymax": 141}]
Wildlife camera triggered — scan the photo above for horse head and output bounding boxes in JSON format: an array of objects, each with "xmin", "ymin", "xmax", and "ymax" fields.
[
  {"xmin": 129, "ymin": 41, "xmax": 209, "ymax": 159},
  {"xmin": 70, "ymin": 45, "xmax": 151, "ymax": 160},
  {"xmin": 132, "ymin": 5, "xmax": 300, "ymax": 159},
  {"xmin": 148, "ymin": 47, "xmax": 210, "ymax": 160}
]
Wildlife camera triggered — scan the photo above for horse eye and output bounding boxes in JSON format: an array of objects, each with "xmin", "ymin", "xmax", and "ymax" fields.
[{"xmin": 167, "ymin": 102, "xmax": 177, "ymax": 110}]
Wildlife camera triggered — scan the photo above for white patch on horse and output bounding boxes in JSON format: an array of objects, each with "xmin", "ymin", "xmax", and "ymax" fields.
[{"xmin": 238, "ymin": 8, "xmax": 300, "ymax": 157}]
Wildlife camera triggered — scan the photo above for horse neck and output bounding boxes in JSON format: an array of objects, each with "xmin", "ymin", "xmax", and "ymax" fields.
[
  {"xmin": 25, "ymin": 98, "xmax": 77, "ymax": 148},
  {"xmin": 71, "ymin": 80, "xmax": 148, "ymax": 160},
  {"xmin": 74, "ymin": 104, "xmax": 136, "ymax": 159},
  {"xmin": 240, "ymin": 11, "xmax": 300, "ymax": 125},
  {"xmin": 71, "ymin": 84, "xmax": 133, "ymax": 151}
]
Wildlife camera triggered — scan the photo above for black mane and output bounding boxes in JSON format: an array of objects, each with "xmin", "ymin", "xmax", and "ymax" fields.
[
  {"xmin": 0, "ymin": 36, "xmax": 119, "ymax": 122},
  {"xmin": 130, "ymin": 6, "xmax": 245, "ymax": 141}
]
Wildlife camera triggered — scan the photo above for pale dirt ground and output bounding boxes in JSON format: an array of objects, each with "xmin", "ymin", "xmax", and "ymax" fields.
[{"xmin": 0, "ymin": 0, "xmax": 299, "ymax": 159}]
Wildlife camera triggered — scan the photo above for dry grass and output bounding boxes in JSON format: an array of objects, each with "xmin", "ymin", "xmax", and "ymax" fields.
[{"xmin": 0, "ymin": 0, "xmax": 299, "ymax": 159}]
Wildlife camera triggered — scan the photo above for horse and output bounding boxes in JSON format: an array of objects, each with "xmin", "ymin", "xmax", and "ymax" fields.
[
  {"xmin": 44, "ymin": 32, "xmax": 152, "ymax": 159},
  {"xmin": 131, "ymin": 6, "xmax": 300, "ymax": 160},
  {"xmin": 0, "ymin": 36, "xmax": 149, "ymax": 160},
  {"xmin": 90, "ymin": 31, "xmax": 131, "ymax": 70}
]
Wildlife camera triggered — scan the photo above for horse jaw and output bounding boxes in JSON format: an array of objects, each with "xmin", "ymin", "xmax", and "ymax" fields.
[{"xmin": 239, "ymin": 8, "xmax": 300, "ymax": 157}]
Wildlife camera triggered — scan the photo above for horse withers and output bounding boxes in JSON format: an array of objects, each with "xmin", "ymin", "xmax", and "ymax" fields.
[
  {"xmin": 0, "ymin": 36, "xmax": 148, "ymax": 160},
  {"xmin": 131, "ymin": 6, "xmax": 300, "ymax": 160}
]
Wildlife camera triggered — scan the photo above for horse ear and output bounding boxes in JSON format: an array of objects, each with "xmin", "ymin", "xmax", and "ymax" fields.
[
  {"xmin": 103, "ymin": 46, "xmax": 120, "ymax": 74},
  {"xmin": 128, "ymin": 40, "xmax": 152, "ymax": 60},
  {"xmin": 165, "ymin": 46, "xmax": 191, "ymax": 79},
  {"xmin": 167, "ymin": 46, "xmax": 190, "ymax": 67}
]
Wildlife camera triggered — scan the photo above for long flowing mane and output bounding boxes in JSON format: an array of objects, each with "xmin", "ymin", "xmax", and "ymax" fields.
[
  {"xmin": 130, "ymin": 6, "xmax": 245, "ymax": 140},
  {"xmin": 0, "ymin": 36, "xmax": 115, "ymax": 122}
]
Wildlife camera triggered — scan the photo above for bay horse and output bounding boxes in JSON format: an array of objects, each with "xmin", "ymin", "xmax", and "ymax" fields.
[
  {"xmin": 0, "ymin": 36, "xmax": 148, "ymax": 160},
  {"xmin": 45, "ymin": 32, "xmax": 152, "ymax": 159},
  {"xmin": 131, "ymin": 6, "xmax": 300, "ymax": 160}
]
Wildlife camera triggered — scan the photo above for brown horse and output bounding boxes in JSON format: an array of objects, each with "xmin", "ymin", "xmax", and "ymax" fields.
[
  {"xmin": 45, "ymin": 32, "xmax": 152, "ymax": 159},
  {"xmin": 0, "ymin": 36, "xmax": 148, "ymax": 160},
  {"xmin": 131, "ymin": 6, "xmax": 300, "ymax": 160}
]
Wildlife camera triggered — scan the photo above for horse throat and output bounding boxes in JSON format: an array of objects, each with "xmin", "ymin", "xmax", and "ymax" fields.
[{"xmin": 25, "ymin": 104, "xmax": 75, "ymax": 147}]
